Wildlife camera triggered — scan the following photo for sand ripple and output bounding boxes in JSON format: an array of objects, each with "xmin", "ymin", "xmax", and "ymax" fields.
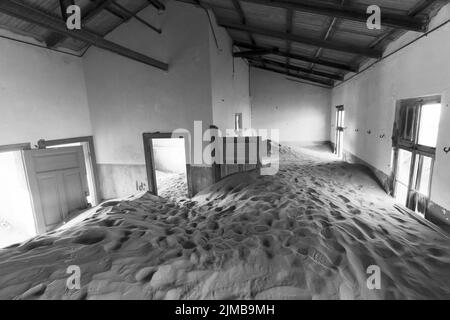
[{"xmin": 0, "ymin": 145, "xmax": 449, "ymax": 300}]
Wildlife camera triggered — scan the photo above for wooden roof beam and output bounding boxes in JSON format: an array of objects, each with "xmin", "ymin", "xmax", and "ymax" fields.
[
  {"xmin": 0, "ymin": 0, "xmax": 168, "ymax": 71},
  {"xmin": 234, "ymin": 41, "xmax": 358, "ymax": 72},
  {"xmin": 250, "ymin": 63, "xmax": 334, "ymax": 87},
  {"xmin": 148, "ymin": 0, "xmax": 166, "ymax": 11},
  {"xmin": 234, "ymin": 48, "xmax": 278, "ymax": 58},
  {"xmin": 250, "ymin": 57, "xmax": 344, "ymax": 81},
  {"xmin": 222, "ymin": 21, "xmax": 383, "ymax": 58},
  {"xmin": 46, "ymin": 0, "xmax": 112, "ymax": 48}
]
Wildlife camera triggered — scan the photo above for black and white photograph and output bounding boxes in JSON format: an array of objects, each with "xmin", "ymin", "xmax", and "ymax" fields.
[{"xmin": 0, "ymin": 0, "xmax": 449, "ymax": 307}]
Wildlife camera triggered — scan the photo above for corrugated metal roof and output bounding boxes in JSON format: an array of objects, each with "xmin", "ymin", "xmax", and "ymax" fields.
[
  {"xmin": 208, "ymin": 0, "xmax": 448, "ymax": 85},
  {"xmin": 0, "ymin": 0, "xmax": 153, "ymax": 54},
  {"xmin": 0, "ymin": 0, "xmax": 448, "ymax": 85}
]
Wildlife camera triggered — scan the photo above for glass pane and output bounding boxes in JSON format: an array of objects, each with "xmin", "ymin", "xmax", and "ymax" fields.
[
  {"xmin": 418, "ymin": 156, "xmax": 432, "ymax": 196},
  {"xmin": 403, "ymin": 106, "xmax": 415, "ymax": 141},
  {"xmin": 418, "ymin": 103, "xmax": 441, "ymax": 147},
  {"xmin": 397, "ymin": 149, "xmax": 412, "ymax": 185},
  {"xmin": 395, "ymin": 182, "xmax": 408, "ymax": 206}
]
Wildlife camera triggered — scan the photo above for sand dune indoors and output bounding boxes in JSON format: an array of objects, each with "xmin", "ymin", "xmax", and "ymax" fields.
[{"xmin": 0, "ymin": 145, "xmax": 448, "ymax": 300}]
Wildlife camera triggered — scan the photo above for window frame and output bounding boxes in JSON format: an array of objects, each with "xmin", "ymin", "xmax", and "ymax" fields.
[{"xmin": 392, "ymin": 96, "xmax": 441, "ymax": 216}]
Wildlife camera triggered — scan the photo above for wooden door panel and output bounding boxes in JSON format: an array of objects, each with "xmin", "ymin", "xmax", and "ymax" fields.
[
  {"xmin": 36, "ymin": 173, "xmax": 63, "ymax": 230},
  {"xmin": 33, "ymin": 152, "xmax": 80, "ymax": 172},
  {"xmin": 23, "ymin": 146, "xmax": 89, "ymax": 234},
  {"xmin": 62, "ymin": 168, "xmax": 88, "ymax": 214}
]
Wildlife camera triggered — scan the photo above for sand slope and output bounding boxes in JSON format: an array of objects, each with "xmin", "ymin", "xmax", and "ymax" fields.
[{"xmin": 0, "ymin": 145, "xmax": 449, "ymax": 300}]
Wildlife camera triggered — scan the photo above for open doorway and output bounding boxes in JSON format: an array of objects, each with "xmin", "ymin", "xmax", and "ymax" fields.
[
  {"xmin": 0, "ymin": 144, "xmax": 35, "ymax": 248},
  {"xmin": 335, "ymin": 105, "xmax": 345, "ymax": 158},
  {"xmin": 392, "ymin": 97, "xmax": 441, "ymax": 218},
  {"xmin": 143, "ymin": 133, "xmax": 190, "ymax": 199}
]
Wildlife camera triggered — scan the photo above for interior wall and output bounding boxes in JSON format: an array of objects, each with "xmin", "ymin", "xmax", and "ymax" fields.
[
  {"xmin": 83, "ymin": 1, "xmax": 214, "ymax": 199},
  {"xmin": 209, "ymin": 12, "xmax": 251, "ymax": 134},
  {"xmin": 0, "ymin": 37, "xmax": 92, "ymax": 147},
  {"xmin": 250, "ymin": 68, "xmax": 332, "ymax": 144},
  {"xmin": 330, "ymin": 4, "xmax": 450, "ymax": 224}
]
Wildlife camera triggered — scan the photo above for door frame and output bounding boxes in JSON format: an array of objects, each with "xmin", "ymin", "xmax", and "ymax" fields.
[
  {"xmin": 40, "ymin": 136, "xmax": 100, "ymax": 206},
  {"xmin": 143, "ymin": 132, "xmax": 192, "ymax": 197},
  {"xmin": 0, "ymin": 142, "xmax": 31, "ymax": 153},
  {"xmin": 335, "ymin": 105, "xmax": 345, "ymax": 157}
]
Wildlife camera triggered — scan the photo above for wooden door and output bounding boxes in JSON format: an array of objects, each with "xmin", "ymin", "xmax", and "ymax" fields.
[{"xmin": 23, "ymin": 147, "xmax": 89, "ymax": 233}]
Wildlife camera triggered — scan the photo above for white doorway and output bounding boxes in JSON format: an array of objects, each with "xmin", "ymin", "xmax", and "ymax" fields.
[
  {"xmin": 143, "ymin": 133, "xmax": 190, "ymax": 198},
  {"xmin": 335, "ymin": 105, "xmax": 345, "ymax": 158}
]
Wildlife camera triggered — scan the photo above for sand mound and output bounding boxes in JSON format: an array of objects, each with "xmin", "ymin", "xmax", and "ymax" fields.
[{"xmin": 0, "ymin": 145, "xmax": 449, "ymax": 300}]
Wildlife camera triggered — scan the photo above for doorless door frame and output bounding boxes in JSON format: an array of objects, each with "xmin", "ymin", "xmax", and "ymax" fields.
[
  {"xmin": 41, "ymin": 136, "xmax": 100, "ymax": 206},
  {"xmin": 335, "ymin": 105, "xmax": 344, "ymax": 157},
  {"xmin": 143, "ymin": 132, "xmax": 192, "ymax": 197},
  {"xmin": 0, "ymin": 142, "xmax": 31, "ymax": 153}
]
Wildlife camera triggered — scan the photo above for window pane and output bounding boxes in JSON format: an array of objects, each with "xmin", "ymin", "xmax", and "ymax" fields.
[
  {"xmin": 418, "ymin": 156, "xmax": 432, "ymax": 196},
  {"xmin": 395, "ymin": 182, "xmax": 408, "ymax": 206},
  {"xmin": 418, "ymin": 103, "xmax": 441, "ymax": 147},
  {"xmin": 397, "ymin": 149, "xmax": 412, "ymax": 185},
  {"xmin": 403, "ymin": 106, "xmax": 415, "ymax": 141}
]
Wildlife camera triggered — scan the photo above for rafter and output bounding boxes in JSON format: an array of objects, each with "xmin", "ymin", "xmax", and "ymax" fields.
[
  {"xmin": 240, "ymin": 0, "xmax": 427, "ymax": 32},
  {"xmin": 231, "ymin": 0, "xmax": 258, "ymax": 48},
  {"xmin": 0, "ymin": 0, "xmax": 168, "ymax": 70},
  {"xmin": 250, "ymin": 63, "xmax": 334, "ymax": 87},
  {"xmin": 46, "ymin": 0, "xmax": 112, "ymax": 48},
  {"xmin": 148, "ymin": 0, "xmax": 166, "ymax": 11},
  {"xmin": 110, "ymin": 1, "xmax": 161, "ymax": 34},
  {"xmin": 308, "ymin": 0, "xmax": 345, "ymax": 73},
  {"xmin": 234, "ymin": 41, "xmax": 358, "ymax": 72},
  {"xmin": 234, "ymin": 48, "xmax": 278, "ymax": 58},
  {"xmin": 222, "ymin": 21, "xmax": 382, "ymax": 58},
  {"xmin": 58, "ymin": 0, "xmax": 74, "ymax": 22},
  {"xmin": 248, "ymin": 57, "xmax": 344, "ymax": 81}
]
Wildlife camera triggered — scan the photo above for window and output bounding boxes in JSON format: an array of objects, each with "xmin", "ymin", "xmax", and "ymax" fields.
[
  {"xmin": 392, "ymin": 96, "xmax": 441, "ymax": 217},
  {"xmin": 234, "ymin": 113, "xmax": 243, "ymax": 131}
]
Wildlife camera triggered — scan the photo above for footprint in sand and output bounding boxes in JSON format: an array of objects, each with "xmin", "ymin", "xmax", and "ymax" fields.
[{"xmin": 338, "ymin": 195, "xmax": 351, "ymax": 203}]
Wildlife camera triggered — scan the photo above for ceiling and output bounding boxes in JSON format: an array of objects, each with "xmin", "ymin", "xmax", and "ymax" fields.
[
  {"xmin": 0, "ymin": 0, "xmax": 448, "ymax": 85},
  {"xmin": 187, "ymin": 0, "xmax": 449, "ymax": 87}
]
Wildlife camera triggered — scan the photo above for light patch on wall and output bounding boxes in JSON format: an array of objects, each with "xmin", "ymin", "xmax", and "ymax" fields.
[{"xmin": 0, "ymin": 151, "xmax": 35, "ymax": 248}]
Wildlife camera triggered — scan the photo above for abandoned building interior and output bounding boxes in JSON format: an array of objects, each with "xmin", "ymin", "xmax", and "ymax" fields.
[{"xmin": 0, "ymin": 0, "xmax": 449, "ymax": 300}]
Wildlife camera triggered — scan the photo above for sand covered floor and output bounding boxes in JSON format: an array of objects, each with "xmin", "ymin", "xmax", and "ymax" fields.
[{"xmin": 0, "ymin": 145, "xmax": 449, "ymax": 300}]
